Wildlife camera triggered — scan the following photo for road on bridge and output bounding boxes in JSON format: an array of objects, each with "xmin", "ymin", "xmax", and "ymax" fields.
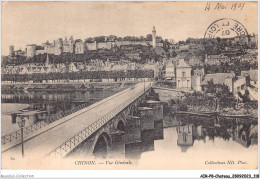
[{"xmin": 2, "ymin": 82, "xmax": 152, "ymax": 160}]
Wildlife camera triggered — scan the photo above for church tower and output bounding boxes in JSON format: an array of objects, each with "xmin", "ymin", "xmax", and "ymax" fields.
[{"xmin": 152, "ymin": 26, "xmax": 157, "ymax": 48}]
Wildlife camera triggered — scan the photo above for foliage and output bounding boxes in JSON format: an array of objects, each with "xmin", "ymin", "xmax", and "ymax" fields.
[
  {"xmin": 182, "ymin": 91, "xmax": 215, "ymax": 111},
  {"xmin": 205, "ymin": 80, "xmax": 236, "ymax": 109},
  {"xmin": 204, "ymin": 60, "xmax": 257, "ymax": 75},
  {"xmin": 2, "ymin": 70, "xmax": 154, "ymax": 82},
  {"xmin": 238, "ymin": 89, "xmax": 250, "ymax": 103},
  {"xmin": 171, "ymin": 51, "xmax": 177, "ymax": 57}
]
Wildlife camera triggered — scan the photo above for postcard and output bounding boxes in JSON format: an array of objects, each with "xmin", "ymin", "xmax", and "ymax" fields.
[{"xmin": 1, "ymin": 1, "xmax": 258, "ymax": 170}]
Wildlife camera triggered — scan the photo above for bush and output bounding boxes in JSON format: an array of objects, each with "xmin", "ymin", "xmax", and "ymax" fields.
[{"xmin": 178, "ymin": 104, "xmax": 188, "ymax": 111}]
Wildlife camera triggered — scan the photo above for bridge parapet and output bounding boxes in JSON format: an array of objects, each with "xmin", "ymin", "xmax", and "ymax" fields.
[{"xmin": 1, "ymin": 102, "xmax": 90, "ymax": 145}]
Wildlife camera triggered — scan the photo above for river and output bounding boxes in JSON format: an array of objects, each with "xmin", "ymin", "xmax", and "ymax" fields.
[
  {"xmin": 1, "ymin": 90, "xmax": 258, "ymax": 169},
  {"xmin": 124, "ymin": 114, "xmax": 258, "ymax": 169},
  {"xmin": 1, "ymin": 90, "xmax": 119, "ymax": 136}
]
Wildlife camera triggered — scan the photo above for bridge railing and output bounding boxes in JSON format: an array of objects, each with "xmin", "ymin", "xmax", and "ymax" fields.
[
  {"xmin": 46, "ymin": 83, "xmax": 152, "ymax": 158},
  {"xmin": 1, "ymin": 102, "xmax": 90, "ymax": 145}
]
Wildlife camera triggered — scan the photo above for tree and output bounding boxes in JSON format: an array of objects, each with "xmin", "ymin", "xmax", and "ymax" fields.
[
  {"xmin": 85, "ymin": 37, "xmax": 93, "ymax": 43},
  {"xmin": 139, "ymin": 36, "xmax": 145, "ymax": 41},
  {"xmin": 156, "ymin": 36, "xmax": 163, "ymax": 43},
  {"xmin": 172, "ymin": 51, "xmax": 177, "ymax": 57},
  {"xmin": 123, "ymin": 36, "xmax": 132, "ymax": 41},
  {"xmin": 146, "ymin": 34, "xmax": 152, "ymax": 41},
  {"xmin": 94, "ymin": 36, "xmax": 106, "ymax": 43},
  {"xmin": 205, "ymin": 80, "xmax": 235, "ymax": 110},
  {"xmin": 108, "ymin": 35, "xmax": 117, "ymax": 41},
  {"xmin": 117, "ymin": 37, "xmax": 123, "ymax": 41}
]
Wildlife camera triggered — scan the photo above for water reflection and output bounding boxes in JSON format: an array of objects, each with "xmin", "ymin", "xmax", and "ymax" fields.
[
  {"xmin": 1, "ymin": 90, "xmax": 118, "ymax": 135},
  {"xmin": 175, "ymin": 114, "xmax": 258, "ymax": 149},
  {"xmin": 123, "ymin": 114, "xmax": 257, "ymax": 159},
  {"xmin": 2, "ymin": 90, "xmax": 114, "ymax": 104},
  {"xmin": 124, "ymin": 120, "xmax": 164, "ymax": 159}
]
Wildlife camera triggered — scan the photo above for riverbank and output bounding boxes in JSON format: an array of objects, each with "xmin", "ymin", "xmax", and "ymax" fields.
[
  {"xmin": 155, "ymin": 87, "xmax": 258, "ymax": 119},
  {"xmin": 164, "ymin": 103, "xmax": 258, "ymax": 119}
]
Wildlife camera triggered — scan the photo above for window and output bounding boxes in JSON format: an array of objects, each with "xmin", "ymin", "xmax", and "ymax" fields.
[{"xmin": 182, "ymin": 72, "xmax": 186, "ymax": 77}]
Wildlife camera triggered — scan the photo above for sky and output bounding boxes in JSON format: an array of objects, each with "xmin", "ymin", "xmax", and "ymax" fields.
[{"xmin": 1, "ymin": 1, "xmax": 258, "ymax": 55}]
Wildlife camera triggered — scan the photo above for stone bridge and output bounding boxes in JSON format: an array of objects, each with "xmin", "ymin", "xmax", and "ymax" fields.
[{"xmin": 2, "ymin": 82, "xmax": 164, "ymax": 160}]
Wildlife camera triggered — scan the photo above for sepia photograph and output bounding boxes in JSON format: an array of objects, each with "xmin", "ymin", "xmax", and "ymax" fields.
[{"xmin": 1, "ymin": 1, "xmax": 258, "ymax": 173}]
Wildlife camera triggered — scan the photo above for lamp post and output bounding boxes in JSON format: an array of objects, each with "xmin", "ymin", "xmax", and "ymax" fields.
[{"xmin": 17, "ymin": 116, "xmax": 26, "ymax": 158}]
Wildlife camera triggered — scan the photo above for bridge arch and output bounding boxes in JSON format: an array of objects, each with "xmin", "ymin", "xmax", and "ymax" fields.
[
  {"xmin": 93, "ymin": 132, "xmax": 111, "ymax": 158},
  {"xmin": 117, "ymin": 120, "xmax": 125, "ymax": 132}
]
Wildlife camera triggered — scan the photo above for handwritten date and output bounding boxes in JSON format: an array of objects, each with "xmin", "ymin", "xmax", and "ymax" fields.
[{"xmin": 205, "ymin": 2, "xmax": 245, "ymax": 12}]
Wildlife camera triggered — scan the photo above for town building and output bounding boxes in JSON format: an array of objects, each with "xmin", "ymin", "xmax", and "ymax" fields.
[
  {"xmin": 233, "ymin": 75, "xmax": 250, "ymax": 97},
  {"xmin": 176, "ymin": 59, "xmax": 192, "ymax": 90},
  {"xmin": 241, "ymin": 69, "xmax": 258, "ymax": 88},
  {"xmin": 125, "ymin": 52, "xmax": 141, "ymax": 60},
  {"xmin": 191, "ymin": 68, "xmax": 204, "ymax": 92},
  {"xmin": 68, "ymin": 63, "xmax": 79, "ymax": 72},
  {"xmin": 188, "ymin": 57, "xmax": 203, "ymax": 67},
  {"xmin": 241, "ymin": 69, "xmax": 258, "ymax": 100},
  {"xmin": 165, "ymin": 60, "xmax": 175, "ymax": 81},
  {"xmin": 201, "ymin": 72, "xmax": 235, "ymax": 92},
  {"xmin": 205, "ymin": 54, "xmax": 230, "ymax": 65},
  {"xmin": 240, "ymin": 53, "xmax": 258, "ymax": 63}
]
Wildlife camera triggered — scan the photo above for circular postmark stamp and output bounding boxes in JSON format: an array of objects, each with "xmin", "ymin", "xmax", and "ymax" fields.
[{"xmin": 204, "ymin": 18, "xmax": 248, "ymax": 39}]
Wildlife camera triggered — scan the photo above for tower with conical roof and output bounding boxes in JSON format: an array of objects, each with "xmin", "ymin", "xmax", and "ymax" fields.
[{"xmin": 152, "ymin": 26, "xmax": 157, "ymax": 48}]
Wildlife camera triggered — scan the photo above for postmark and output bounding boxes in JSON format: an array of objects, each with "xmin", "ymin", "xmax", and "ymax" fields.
[{"xmin": 204, "ymin": 18, "xmax": 248, "ymax": 39}]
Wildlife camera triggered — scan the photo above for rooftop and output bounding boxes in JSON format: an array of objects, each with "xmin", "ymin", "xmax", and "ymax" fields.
[
  {"xmin": 202, "ymin": 73, "xmax": 235, "ymax": 85},
  {"xmin": 177, "ymin": 59, "xmax": 191, "ymax": 68}
]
